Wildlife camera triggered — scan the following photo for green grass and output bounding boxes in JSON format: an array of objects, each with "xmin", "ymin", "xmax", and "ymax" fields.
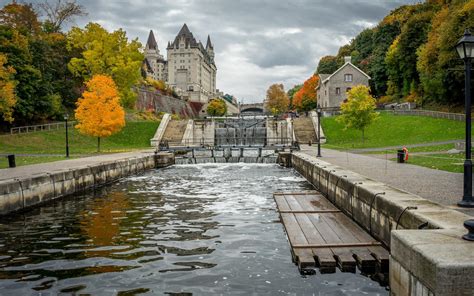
[
  {"xmin": 0, "ymin": 121, "xmax": 160, "ymax": 155},
  {"xmin": 362, "ymin": 143, "xmax": 456, "ymax": 154},
  {"xmin": 392, "ymin": 153, "xmax": 465, "ymax": 173},
  {"xmin": 0, "ymin": 156, "xmax": 75, "ymax": 169},
  {"xmin": 322, "ymin": 113, "xmax": 464, "ymax": 149}
]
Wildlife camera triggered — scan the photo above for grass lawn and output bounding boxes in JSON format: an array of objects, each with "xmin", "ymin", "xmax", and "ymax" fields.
[
  {"xmin": 0, "ymin": 121, "xmax": 160, "ymax": 156},
  {"xmin": 362, "ymin": 143, "xmax": 457, "ymax": 154},
  {"xmin": 322, "ymin": 112, "xmax": 464, "ymax": 149},
  {"xmin": 393, "ymin": 153, "xmax": 465, "ymax": 173},
  {"xmin": 0, "ymin": 155, "xmax": 75, "ymax": 169}
]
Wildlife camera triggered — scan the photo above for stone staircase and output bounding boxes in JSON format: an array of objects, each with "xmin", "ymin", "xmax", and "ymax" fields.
[
  {"xmin": 162, "ymin": 120, "xmax": 188, "ymax": 145},
  {"xmin": 293, "ymin": 117, "xmax": 317, "ymax": 144}
]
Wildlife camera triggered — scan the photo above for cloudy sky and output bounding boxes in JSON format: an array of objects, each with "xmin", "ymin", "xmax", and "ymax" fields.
[{"xmin": 5, "ymin": 0, "xmax": 418, "ymax": 103}]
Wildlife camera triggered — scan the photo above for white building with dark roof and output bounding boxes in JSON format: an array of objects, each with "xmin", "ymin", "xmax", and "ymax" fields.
[
  {"xmin": 316, "ymin": 56, "xmax": 371, "ymax": 109},
  {"xmin": 144, "ymin": 24, "xmax": 217, "ymax": 103}
]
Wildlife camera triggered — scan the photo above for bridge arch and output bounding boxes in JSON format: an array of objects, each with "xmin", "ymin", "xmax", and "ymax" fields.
[{"xmin": 240, "ymin": 103, "xmax": 265, "ymax": 114}]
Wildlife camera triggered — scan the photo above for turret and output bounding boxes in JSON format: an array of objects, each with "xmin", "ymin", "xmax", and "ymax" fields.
[
  {"xmin": 206, "ymin": 35, "xmax": 214, "ymax": 61},
  {"xmin": 145, "ymin": 30, "xmax": 161, "ymax": 59}
]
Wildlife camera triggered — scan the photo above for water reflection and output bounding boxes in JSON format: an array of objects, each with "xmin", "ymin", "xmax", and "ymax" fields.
[{"xmin": 0, "ymin": 163, "xmax": 388, "ymax": 295}]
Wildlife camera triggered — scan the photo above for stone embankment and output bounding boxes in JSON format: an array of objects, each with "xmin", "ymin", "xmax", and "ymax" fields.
[
  {"xmin": 0, "ymin": 152, "xmax": 175, "ymax": 216},
  {"xmin": 285, "ymin": 151, "xmax": 473, "ymax": 296}
]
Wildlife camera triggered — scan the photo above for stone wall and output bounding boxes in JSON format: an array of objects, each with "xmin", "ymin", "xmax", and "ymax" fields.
[
  {"xmin": 136, "ymin": 87, "xmax": 204, "ymax": 118},
  {"xmin": 0, "ymin": 153, "xmax": 175, "ymax": 216},
  {"xmin": 290, "ymin": 152, "xmax": 474, "ymax": 296}
]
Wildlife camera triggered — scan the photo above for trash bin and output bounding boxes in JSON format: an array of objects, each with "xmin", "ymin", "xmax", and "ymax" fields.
[
  {"xmin": 397, "ymin": 150, "xmax": 405, "ymax": 163},
  {"xmin": 7, "ymin": 154, "xmax": 15, "ymax": 168}
]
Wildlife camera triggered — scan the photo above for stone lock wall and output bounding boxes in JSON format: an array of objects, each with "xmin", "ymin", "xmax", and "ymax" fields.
[
  {"xmin": 0, "ymin": 153, "xmax": 176, "ymax": 216},
  {"xmin": 290, "ymin": 152, "xmax": 474, "ymax": 296}
]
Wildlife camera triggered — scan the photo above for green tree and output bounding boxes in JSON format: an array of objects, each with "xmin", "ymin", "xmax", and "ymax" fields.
[
  {"xmin": 316, "ymin": 55, "xmax": 339, "ymax": 74},
  {"xmin": 287, "ymin": 84, "xmax": 302, "ymax": 108},
  {"xmin": 67, "ymin": 23, "xmax": 144, "ymax": 108},
  {"xmin": 265, "ymin": 84, "xmax": 289, "ymax": 115},
  {"xmin": 337, "ymin": 85, "xmax": 379, "ymax": 143},
  {"xmin": 206, "ymin": 98, "xmax": 227, "ymax": 116}
]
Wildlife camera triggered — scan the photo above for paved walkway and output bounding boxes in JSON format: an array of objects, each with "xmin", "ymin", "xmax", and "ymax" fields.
[
  {"xmin": 0, "ymin": 150, "xmax": 154, "ymax": 181},
  {"xmin": 299, "ymin": 145, "xmax": 474, "ymax": 216}
]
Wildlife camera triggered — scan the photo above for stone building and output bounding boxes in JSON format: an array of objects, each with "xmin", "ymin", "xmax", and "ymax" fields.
[
  {"xmin": 144, "ymin": 24, "xmax": 217, "ymax": 103},
  {"xmin": 316, "ymin": 57, "xmax": 370, "ymax": 109}
]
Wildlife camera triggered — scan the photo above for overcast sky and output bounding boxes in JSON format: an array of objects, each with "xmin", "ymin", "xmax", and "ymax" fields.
[{"xmin": 3, "ymin": 0, "xmax": 418, "ymax": 103}]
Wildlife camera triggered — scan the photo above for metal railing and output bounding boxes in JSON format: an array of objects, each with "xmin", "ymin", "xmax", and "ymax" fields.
[
  {"xmin": 392, "ymin": 109, "xmax": 466, "ymax": 121},
  {"xmin": 10, "ymin": 121, "xmax": 76, "ymax": 135},
  {"xmin": 159, "ymin": 137, "xmax": 297, "ymax": 151}
]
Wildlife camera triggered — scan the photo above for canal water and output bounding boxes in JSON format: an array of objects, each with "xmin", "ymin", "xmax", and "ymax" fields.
[{"xmin": 0, "ymin": 164, "xmax": 388, "ymax": 295}]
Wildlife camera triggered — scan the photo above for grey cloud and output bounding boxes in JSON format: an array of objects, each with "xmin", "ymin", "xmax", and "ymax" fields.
[{"xmin": 2, "ymin": 0, "xmax": 417, "ymax": 102}]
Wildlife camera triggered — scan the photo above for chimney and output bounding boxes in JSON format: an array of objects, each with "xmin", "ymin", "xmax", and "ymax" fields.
[{"xmin": 344, "ymin": 56, "xmax": 352, "ymax": 64}]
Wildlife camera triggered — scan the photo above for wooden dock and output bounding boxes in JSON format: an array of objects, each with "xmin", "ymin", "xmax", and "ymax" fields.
[{"xmin": 274, "ymin": 191, "xmax": 389, "ymax": 274}]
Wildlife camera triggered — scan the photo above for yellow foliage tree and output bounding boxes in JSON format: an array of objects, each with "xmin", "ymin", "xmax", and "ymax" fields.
[
  {"xmin": 207, "ymin": 98, "xmax": 227, "ymax": 116},
  {"xmin": 0, "ymin": 53, "xmax": 16, "ymax": 123},
  {"xmin": 337, "ymin": 85, "xmax": 379, "ymax": 143},
  {"xmin": 75, "ymin": 75, "xmax": 125, "ymax": 152},
  {"xmin": 265, "ymin": 84, "xmax": 289, "ymax": 115}
]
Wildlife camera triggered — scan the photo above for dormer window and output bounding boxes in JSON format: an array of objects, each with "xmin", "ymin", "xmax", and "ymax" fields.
[{"xmin": 344, "ymin": 74, "xmax": 353, "ymax": 82}]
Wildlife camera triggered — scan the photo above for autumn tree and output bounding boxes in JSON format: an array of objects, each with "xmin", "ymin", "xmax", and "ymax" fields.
[
  {"xmin": 265, "ymin": 84, "xmax": 289, "ymax": 115},
  {"xmin": 0, "ymin": 2, "xmax": 41, "ymax": 35},
  {"xmin": 293, "ymin": 75, "xmax": 319, "ymax": 111},
  {"xmin": 207, "ymin": 98, "xmax": 227, "ymax": 116},
  {"xmin": 75, "ymin": 75, "xmax": 125, "ymax": 152},
  {"xmin": 0, "ymin": 53, "xmax": 16, "ymax": 122},
  {"xmin": 38, "ymin": 0, "xmax": 87, "ymax": 32},
  {"xmin": 337, "ymin": 85, "xmax": 379, "ymax": 143},
  {"xmin": 67, "ymin": 23, "xmax": 144, "ymax": 108}
]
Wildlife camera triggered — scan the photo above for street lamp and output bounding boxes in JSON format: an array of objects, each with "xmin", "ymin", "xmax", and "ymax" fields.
[
  {"xmin": 316, "ymin": 105, "xmax": 322, "ymax": 157},
  {"xmin": 456, "ymin": 29, "xmax": 474, "ymax": 208},
  {"xmin": 64, "ymin": 114, "xmax": 70, "ymax": 158}
]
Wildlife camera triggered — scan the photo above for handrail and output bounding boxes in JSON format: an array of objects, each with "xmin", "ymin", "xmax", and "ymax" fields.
[{"xmin": 10, "ymin": 121, "xmax": 76, "ymax": 135}]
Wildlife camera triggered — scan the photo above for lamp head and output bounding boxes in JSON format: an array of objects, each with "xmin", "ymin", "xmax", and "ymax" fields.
[{"xmin": 456, "ymin": 29, "xmax": 474, "ymax": 60}]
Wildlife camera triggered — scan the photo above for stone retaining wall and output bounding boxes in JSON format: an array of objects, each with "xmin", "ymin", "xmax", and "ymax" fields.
[
  {"xmin": 0, "ymin": 152, "xmax": 175, "ymax": 216},
  {"xmin": 290, "ymin": 152, "xmax": 474, "ymax": 296}
]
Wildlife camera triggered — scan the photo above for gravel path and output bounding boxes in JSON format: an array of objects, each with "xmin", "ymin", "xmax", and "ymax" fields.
[
  {"xmin": 299, "ymin": 145, "xmax": 474, "ymax": 216},
  {"xmin": 0, "ymin": 150, "xmax": 154, "ymax": 181}
]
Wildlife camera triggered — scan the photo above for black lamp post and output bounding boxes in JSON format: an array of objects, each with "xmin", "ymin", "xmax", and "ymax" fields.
[
  {"xmin": 64, "ymin": 114, "xmax": 70, "ymax": 158},
  {"xmin": 456, "ymin": 29, "xmax": 474, "ymax": 208},
  {"xmin": 316, "ymin": 105, "xmax": 322, "ymax": 157}
]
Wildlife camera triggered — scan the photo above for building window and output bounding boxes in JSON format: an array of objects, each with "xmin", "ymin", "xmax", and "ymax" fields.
[
  {"xmin": 346, "ymin": 87, "xmax": 351, "ymax": 93},
  {"xmin": 325, "ymin": 90, "xmax": 327, "ymax": 96},
  {"xmin": 335, "ymin": 87, "xmax": 341, "ymax": 95},
  {"xmin": 344, "ymin": 74, "xmax": 353, "ymax": 82},
  {"xmin": 189, "ymin": 86, "xmax": 194, "ymax": 91}
]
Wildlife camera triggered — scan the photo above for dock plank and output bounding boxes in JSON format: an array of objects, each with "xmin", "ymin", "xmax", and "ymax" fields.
[
  {"xmin": 274, "ymin": 191, "xmax": 388, "ymax": 274},
  {"xmin": 280, "ymin": 213, "xmax": 315, "ymax": 269}
]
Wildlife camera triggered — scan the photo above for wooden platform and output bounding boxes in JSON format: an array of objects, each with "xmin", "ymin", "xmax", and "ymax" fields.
[{"xmin": 274, "ymin": 191, "xmax": 389, "ymax": 274}]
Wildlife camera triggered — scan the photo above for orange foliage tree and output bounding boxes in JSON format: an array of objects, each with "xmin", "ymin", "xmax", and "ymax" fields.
[
  {"xmin": 75, "ymin": 75, "xmax": 125, "ymax": 152},
  {"xmin": 293, "ymin": 75, "xmax": 319, "ymax": 111}
]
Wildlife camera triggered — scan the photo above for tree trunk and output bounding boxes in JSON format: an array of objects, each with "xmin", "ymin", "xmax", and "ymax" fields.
[{"xmin": 97, "ymin": 137, "xmax": 101, "ymax": 152}]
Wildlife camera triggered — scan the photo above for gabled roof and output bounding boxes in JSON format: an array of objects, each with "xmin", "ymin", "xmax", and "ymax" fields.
[
  {"xmin": 168, "ymin": 23, "xmax": 199, "ymax": 49},
  {"xmin": 321, "ymin": 62, "xmax": 371, "ymax": 85},
  {"xmin": 146, "ymin": 30, "xmax": 158, "ymax": 50},
  {"xmin": 315, "ymin": 74, "xmax": 330, "ymax": 90}
]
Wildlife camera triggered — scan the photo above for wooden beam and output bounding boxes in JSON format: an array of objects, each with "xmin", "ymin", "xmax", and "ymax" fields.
[{"xmin": 292, "ymin": 242, "xmax": 382, "ymax": 249}]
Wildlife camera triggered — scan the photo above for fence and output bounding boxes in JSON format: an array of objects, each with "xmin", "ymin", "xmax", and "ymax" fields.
[
  {"xmin": 392, "ymin": 109, "xmax": 466, "ymax": 121},
  {"xmin": 10, "ymin": 121, "xmax": 76, "ymax": 135}
]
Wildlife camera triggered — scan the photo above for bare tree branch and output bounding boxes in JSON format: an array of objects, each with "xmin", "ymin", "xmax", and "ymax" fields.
[{"xmin": 38, "ymin": 0, "xmax": 87, "ymax": 32}]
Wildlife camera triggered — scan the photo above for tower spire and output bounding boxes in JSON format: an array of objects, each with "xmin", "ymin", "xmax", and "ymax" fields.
[
  {"xmin": 206, "ymin": 35, "xmax": 213, "ymax": 50},
  {"xmin": 146, "ymin": 30, "xmax": 158, "ymax": 50}
]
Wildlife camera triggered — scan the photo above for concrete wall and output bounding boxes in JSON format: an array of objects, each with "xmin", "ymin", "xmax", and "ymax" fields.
[
  {"xmin": 151, "ymin": 113, "xmax": 171, "ymax": 147},
  {"xmin": 290, "ymin": 152, "xmax": 473, "ymax": 296},
  {"xmin": 0, "ymin": 153, "xmax": 175, "ymax": 216}
]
